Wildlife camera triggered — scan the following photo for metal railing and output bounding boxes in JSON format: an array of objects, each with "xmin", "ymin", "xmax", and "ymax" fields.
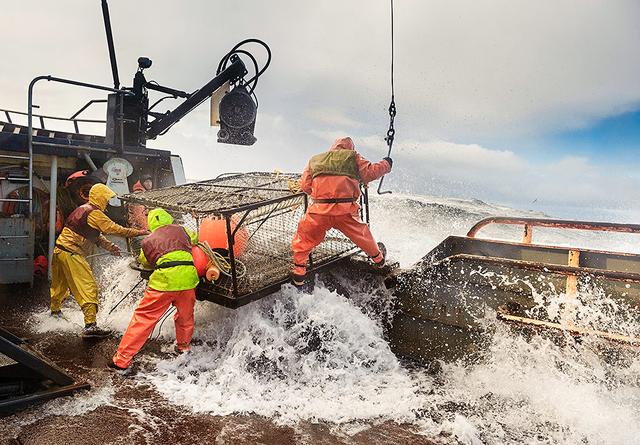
[
  {"xmin": 1, "ymin": 101, "xmax": 106, "ymax": 135},
  {"xmin": 467, "ymin": 217, "xmax": 640, "ymax": 244},
  {"xmin": 464, "ymin": 216, "xmax": 640, "ymax": 344}
]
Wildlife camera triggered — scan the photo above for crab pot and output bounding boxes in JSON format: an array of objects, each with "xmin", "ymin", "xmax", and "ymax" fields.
[{"xmin": 122, "ymin": 172, "xmax": 364, "ymax": 308}]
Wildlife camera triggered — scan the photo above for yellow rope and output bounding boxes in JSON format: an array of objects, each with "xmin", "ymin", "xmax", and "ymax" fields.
[{"xmin": 197, "ymin": 241, "xmax": 246, "ymax": 279}]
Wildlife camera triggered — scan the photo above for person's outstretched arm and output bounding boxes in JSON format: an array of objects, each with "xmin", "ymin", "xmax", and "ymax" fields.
[{"xmin": 355, "ymin": 153, "xmax": 392, "ymax": 184}]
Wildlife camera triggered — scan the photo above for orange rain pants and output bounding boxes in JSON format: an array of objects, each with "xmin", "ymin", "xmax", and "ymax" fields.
[
  {"xmin": 292, "ymin": 212, "xmax": 382, "ymax": 276},
  {"xmin": 112, "ymin": 287, "xmax": 196, "ymax": 369}
]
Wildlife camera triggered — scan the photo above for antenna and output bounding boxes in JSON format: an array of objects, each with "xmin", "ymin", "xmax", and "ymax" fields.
[{"xmin": 101, "ymin": 0, "xmax": 120, "ymax": 89}]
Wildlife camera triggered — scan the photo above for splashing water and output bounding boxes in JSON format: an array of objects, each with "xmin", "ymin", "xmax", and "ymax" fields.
[
  {"xmin": 142, "ymin": 285, "xmax": 424, "ymax": 427},
  {"xmin": 27, "ymin": 194, "xmax": 640, "ymax": 444}
]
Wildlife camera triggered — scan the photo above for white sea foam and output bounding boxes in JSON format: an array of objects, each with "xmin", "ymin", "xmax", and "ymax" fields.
[{"xmin": 142, "ymin": 285, "xmax": 423, "ymax": 426}]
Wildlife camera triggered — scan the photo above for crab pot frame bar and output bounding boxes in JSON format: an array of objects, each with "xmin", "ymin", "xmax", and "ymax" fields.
[{"xmin": 122, "ymin": 172, "xmax": 368, "ymax": 308}]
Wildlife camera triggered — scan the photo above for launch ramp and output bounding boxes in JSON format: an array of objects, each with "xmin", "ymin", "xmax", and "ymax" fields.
[
  {"xmin": 390, "ymin": 217, "xmax": 640, "ymax": 362},
  {"xmin": 0, "ymin": 327, "xmax": 89, "ymax": 415},
  {"xmin": 123, "ymin": 172, "xmax": 361, "ymax": 308}
]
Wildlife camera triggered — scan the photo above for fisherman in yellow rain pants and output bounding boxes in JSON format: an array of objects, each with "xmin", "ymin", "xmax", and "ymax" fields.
[{"xmin": 50, "ymin": 183, "xmax": 147, "ymax": 337}]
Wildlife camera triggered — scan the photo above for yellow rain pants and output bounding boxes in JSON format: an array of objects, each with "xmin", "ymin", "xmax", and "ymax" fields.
[{"xmin": 50, "ymin": 247, "xmax": 99, "ymax": 325}]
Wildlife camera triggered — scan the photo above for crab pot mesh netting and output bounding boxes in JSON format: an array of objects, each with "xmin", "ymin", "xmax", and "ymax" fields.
[{"xmin": 123, "ymin": 172, "xmax": 358, "ymax": 300}]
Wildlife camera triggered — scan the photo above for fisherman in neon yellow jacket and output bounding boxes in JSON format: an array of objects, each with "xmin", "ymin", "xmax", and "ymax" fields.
[
  {"xmin": 51, "ymin": 183, "xmax": 146, "ymax": 337},
  {"xmin": 112, "ymin": 208, "xmax": 199, "ymax": 370}
]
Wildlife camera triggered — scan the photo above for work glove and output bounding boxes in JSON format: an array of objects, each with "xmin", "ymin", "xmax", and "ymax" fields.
[
  {"xmin": 383, "ymin": 157, "xmax": 393, "ymax": 168},
  {"xmin": 107, "ymin": 244, "xmax": 121, "ymax": 257},
  {"xmin": 135, "ymin": 229, "xmax": 149, "ymax": 237},
  {"xmin": 287, "ymin": 179, "xmax": 302, "ymax": 194}
]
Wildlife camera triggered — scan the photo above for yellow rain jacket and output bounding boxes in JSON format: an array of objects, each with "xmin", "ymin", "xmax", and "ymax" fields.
[
  {"xmin": 139, "ymin": 208, "xmax": 199, "ymax": 292},
  {"xmin": 55, "ymin": 183, "xmax": 141, "ymax": 255},
  {"xmin": 50, "ymin": 183, "xmax": 142, "ymax": 325}
]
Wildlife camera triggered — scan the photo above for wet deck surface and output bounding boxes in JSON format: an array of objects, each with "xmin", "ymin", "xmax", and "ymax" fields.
[{"xmin": 0, "ymin": 282, "xmax": 435, "ymax": 445}]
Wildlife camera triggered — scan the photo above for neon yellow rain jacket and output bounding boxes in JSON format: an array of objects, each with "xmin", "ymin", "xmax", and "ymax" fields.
[{"xmin": 139, "ymin": 208, "xmax": 199, "ymax": 291}]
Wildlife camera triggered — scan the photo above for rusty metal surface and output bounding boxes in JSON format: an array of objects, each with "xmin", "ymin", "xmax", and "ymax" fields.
[
  {"xmin": 496, "ymin": 307, "xmax": 639, "ymax": 346},
  {"xmin": 467, "ymin": 216, "xmax": 640, "ymax": 238},
  {"xmin": 439, "ymin": 253, "xmax": 640, "ymax": 284}
]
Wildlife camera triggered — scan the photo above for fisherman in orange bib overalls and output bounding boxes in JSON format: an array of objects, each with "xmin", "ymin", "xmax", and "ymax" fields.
[
  {"xmin": 291, "ymin": 137, "xmax": 392, "ymax": 285},
  {"xmin": 111, "ymin": 208, "xmax": 199, "ymax": 371}
]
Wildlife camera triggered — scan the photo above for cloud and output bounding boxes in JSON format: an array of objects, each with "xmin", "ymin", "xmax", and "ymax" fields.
[
  {"xmin": 376, "ymin": 139, "xmax": 640, "ymax": 210},
  {"xmin": 3, "ymin": 0, "xmax": 639, "ymax": 141},
  {"xmin": 305, "ymin": 107, "xmax": 362, "ymax": 129},
  {"xmin": 1, "ymin": 0, "xmax": 639, "ymax": 215}
]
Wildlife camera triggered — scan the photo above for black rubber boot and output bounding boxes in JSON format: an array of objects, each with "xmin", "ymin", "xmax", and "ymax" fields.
[
  {"xmin": 108, "ymin": 361, "xmax": 136, "ymax": 376},
  {"xmin": 83, "ymin": 323, "xmax": 112, "ymax": 338},
  {"xmin": 372, "ymin": 242, "xmax": 387, "ymax": 269},
  {"xmin": 290, "ymin": 272, "xmax": 306, "ymax": 287},
  {"xmin": 108, "ymin": 361, "xmax": 127, "ymax": 371}
]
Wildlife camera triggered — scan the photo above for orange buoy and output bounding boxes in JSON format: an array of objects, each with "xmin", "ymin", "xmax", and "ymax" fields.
[
  {"xmin": 199, "ymin": 216, "xmax": 248, "ymax": 257},
  {"xmin": 191, "ymin": 245, "xmax": 209, "ymax": 277},
  {"xmin": 205, "ymin": 265, "xmax": 221, "ymax": 281}
]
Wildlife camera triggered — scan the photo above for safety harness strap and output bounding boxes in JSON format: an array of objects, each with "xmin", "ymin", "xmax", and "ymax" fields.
[
  {"xmin": 313, "ymin": 197, "xmax": 358, "ymax": 204},
  {"xmin": 155, "ymin": 260, "xmax": 195, "ymax": 270},
  {"xmin": 55, "ymin": 244, "xmax": 75, "ymax": 255}
]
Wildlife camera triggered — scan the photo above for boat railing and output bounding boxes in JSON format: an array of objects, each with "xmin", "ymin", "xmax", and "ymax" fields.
[
  {"xmin": 1, "ymin": 101, "xmax": 106, "ymax": 135},
  {"xmin": 467, "ymin": 217, "xmax": 640, "ymax": 244},
  {"xmin": 464, "ymin": 217, "xmax": 640, "ymax": 344}
]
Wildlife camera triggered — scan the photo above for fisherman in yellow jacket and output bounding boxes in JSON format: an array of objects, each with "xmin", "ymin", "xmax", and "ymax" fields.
[{"xmin": 50, "ymin": 183, "xmax": 146, "ymax": 337}]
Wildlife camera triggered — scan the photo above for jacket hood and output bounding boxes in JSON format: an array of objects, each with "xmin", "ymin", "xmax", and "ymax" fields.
[
  {"xmin": 132, "ymin": 180, "xmax": 146, "ymax": 193},
  {"xmin": 330, "ymin": 137, "xmax": 355, "ymax": 151},
  {"xmin": 147, "ymin": 208, "xmax": 174, "ymax": 232},
  {"xmin": 88, "ymin": 183, "xmax": 116, "ymax": 211}
]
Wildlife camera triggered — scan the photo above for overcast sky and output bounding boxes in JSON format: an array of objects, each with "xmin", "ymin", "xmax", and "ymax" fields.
[{"xmin": 2, "ymin": 1, "xmax": 640, "ymax": 217}]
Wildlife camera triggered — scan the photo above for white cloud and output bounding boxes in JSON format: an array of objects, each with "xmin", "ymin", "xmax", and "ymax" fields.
[
  {"xmin": 1, "ymin": 0, "xmax": 639, "ymax": 214},
  {"xmin": 377, "ymin": 139, "xmax": 640, "ymax": 210},
  {"xmin": 305, "ymin": 108, "xmax": 362, "ymax": 129}
]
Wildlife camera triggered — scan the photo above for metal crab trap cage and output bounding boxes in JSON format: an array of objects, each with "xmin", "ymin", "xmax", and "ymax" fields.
[{"xmin": 122, "ymin": 172, "xmax": 368, "ymax": 308}]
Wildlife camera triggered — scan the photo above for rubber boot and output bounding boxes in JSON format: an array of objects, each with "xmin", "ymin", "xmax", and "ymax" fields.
[
  {"xmin": 290, "ymin": 271, "xmax": 306, "ymax": 287},
  {"xmin": 83, "ymin": 323, "xmax": 112, "ymax": 338},
  {"xmin": 372, "ymin": 242, "xmax": 387, "ymax": 269},
  {"xmin": 108, "ymin": 361, "xmax": 136, "ymax": 376}
]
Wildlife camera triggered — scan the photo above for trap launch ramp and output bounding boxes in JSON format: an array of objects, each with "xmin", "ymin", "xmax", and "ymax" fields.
[
  {"xmin": 123, "ymin": 172, "xmax": 361, "ymax": 308},
  {"xmin": 390, "ymin": 217, "xmax": 640, "ymax": 362}
]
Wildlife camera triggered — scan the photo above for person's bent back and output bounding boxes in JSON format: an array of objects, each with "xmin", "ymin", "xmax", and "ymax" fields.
[{"xmin": 112, "ymin": 208, "xmax": 199, "ymax": 370}]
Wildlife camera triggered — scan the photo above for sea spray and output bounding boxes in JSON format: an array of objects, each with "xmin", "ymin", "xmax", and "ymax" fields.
[
  {"xmin": 142, "ymin": 285, "xmax": 423, "ymax": 425},
  {"xmin": 23, "ymin": 194, "xmax": 640, "ymax": 444}
]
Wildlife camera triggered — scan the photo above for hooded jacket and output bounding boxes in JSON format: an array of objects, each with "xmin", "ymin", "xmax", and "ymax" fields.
[
  {"xmin": 55, "ymin": 183, "xmax": 140, "ymax": 256},
  {"xmin": 139, "ymin": 208, "xmax": 199, "ymax": 292},
  {"xmin": 299, "ymin": 137, "xmax": 391, "ymax": 215}
]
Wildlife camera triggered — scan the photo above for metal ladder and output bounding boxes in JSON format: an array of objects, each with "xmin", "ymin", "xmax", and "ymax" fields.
[{"xmin": 0, "ymin": 146, "xmax": 34, "ymax": 285}]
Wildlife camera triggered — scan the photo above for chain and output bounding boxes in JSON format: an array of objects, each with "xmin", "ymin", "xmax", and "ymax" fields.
[
  {"xmin": 377, "ymin": 0, "xmax": 395, "ymax": 195},
  {"xmin": 385, "ymin": 97, "xmax": 396, "ymax": 156}
]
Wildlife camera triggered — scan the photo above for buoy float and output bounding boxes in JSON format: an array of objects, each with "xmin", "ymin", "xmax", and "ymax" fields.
[
  {"xmin": 191, "ymin": 245, "xmax": 209, "ymax": 277},
  {"xmin": 198, "ymin": 216, "xmax": 248, "ymax": 257},
  {"xmin": 205, "ymin": 265, "xmax": 220, "ymax": 281}
]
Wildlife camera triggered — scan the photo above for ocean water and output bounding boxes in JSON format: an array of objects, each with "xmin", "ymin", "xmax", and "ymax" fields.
[{"xmin": 28, "ymin": 194, "xmax": 640, "ymax": 444}]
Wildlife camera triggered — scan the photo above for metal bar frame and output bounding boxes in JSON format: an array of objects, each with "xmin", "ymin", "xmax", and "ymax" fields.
[
  {"xmin": 27, "ymin": 75, "xmax": 132, "ymax": 278},
  {"xmin": 225, "ymin": 215, "xmax": 239, "ymax": 298},
  {"xmin": 69, "ymin": 99, "xmax": 108, "ymax": 120},
  {"xmin": 47, "ymin": 155, "xmax": 58, "ymax": 280},
  {"xmin": 196, "ymin": 247, "xmax": 358, "ymax": 309},
  {"xmin": 468, "ymin": 216, "xmax": 640, "ymax": 242},
  {"xmin": 439, "ymin": 253, "xmax": 640, "ymax": 284},
  {"xmin": 1, "ymin": 108, "xmax": 106, "ymax": 124}
]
